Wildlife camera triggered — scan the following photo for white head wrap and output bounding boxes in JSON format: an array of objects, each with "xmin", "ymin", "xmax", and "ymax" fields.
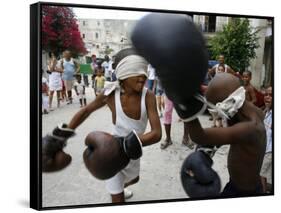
[
  {"xmin": 212, "ymin": 86, "xmax": 245, "ymax": 119},
  {"xmin": 200, "ymin": 86, "xmax": 246, "ymax": 120},
  {"xmin": 104, "ymin": 55, "xmax": 148, "ymax": 96}
]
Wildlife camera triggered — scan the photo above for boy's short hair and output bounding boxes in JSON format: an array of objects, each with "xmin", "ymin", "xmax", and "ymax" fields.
[{"xmin": 243, "ymin": 70, "xmax": 252, "ymax": 76}]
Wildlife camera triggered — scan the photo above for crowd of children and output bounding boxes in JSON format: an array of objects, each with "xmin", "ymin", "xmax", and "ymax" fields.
[{"xmin": 42, "ymin": 52, "xmax": 111, "ymax": 113}]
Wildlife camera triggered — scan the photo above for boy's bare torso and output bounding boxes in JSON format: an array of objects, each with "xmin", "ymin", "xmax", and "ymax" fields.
[{"xmin": 228, "ymin": 106, "xmax": 266, "ymax": 191}]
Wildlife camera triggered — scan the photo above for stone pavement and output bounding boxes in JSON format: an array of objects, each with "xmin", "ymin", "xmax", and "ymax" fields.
[{"xmin": 42, "ymin": 86, "xmax": 229, "ymax": 207}]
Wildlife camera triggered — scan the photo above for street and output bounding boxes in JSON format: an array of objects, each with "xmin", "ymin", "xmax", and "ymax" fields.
[{"xmin": 42, "ymin": 86, "xmax": 229, "ymax": 207}]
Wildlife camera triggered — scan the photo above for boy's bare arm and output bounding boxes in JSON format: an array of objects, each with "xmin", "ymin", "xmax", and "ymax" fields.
[
  {"xmin": 67, "ymin": 93, "xmax": 107, "ymax": 129},
  {"xmin": 186, "ymin": 118, "xmax": 258, "ymax": 146},
  {"xmin": 139, "ymin": 91, "xmax": 162, "ymax": 146}
]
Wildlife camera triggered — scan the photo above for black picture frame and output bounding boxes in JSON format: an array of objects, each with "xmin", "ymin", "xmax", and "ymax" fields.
[{"xmin": 30, "ymin": 1, "xmax": 274, "ymax": 210}]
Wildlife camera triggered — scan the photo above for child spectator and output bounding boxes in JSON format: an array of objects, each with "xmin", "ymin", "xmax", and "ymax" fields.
[
  {"xmin": 74, "ymin": 74, "xmax": 87, "ymax": 107},
  {"xmin": 47, "ymin": 52, "xmax": 63, "ymax": 110},
  {"xmin": 217, "ymin": 64, "xmax": 226, "ymax": 73},
  {"xmin": 101, "ymin": 55, "xmax": 113, "ymax": 81},
  {"xmin": 242, "ymin": 71, "xmax": 257, "ymax": 104},
  {"xmin": 94, "ymin": 69, "xmax": 106, "ymax": 97}
]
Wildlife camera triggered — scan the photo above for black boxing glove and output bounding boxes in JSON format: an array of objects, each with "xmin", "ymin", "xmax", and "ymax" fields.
[
  {"xmin": 173, "ymin": 93, "xmax": 207, "ymax": 122},
  {"xmin": 42, "ymin": 124, "xmax": 75, "ymax": 172},
  {"xmin": 114, "ymin": 130, "xmax": 143, "ymax": 160},
  {"xmin": 131, "ymin": 13, "xmax": 208, "ymax": 105},
  {"xmin": 180, "ymin": 151, "xmax": 221, "ymax": 198}
]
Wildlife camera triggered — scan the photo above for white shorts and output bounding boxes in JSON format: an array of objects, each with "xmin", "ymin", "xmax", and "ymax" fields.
[{"xmin": 105, "ymin": 159, "xmax": 140, "ymax": 195}]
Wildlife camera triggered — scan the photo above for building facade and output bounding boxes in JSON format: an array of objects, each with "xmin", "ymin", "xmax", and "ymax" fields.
[
  {"xmin": 77, "ymin": 19, "xmax": 136, "ymax": 58},
  {"xmin": 77, "ymin": 16, "xmax": 272, "ymax": 88}
]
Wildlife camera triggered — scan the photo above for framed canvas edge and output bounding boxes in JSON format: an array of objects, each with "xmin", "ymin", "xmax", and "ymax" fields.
[{"xmin": 30, "ymin": 1, "xmax": 275, "ymax": 210}]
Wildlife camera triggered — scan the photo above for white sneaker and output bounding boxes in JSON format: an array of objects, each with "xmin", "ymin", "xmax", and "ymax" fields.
[{"xmin": 124, "ymin": 188, "xmax": 133, "ymax": 199}]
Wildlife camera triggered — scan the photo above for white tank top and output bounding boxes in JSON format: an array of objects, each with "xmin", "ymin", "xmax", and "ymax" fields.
[{"xmin": 112, "ymin": 87, "xmax": 148, "ymax": 137}]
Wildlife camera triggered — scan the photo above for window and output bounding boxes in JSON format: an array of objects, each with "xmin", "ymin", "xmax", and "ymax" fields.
[
  {"xmin": 208, "ymin": 16, "xmax": 216, "ymax": 32},
  {"xmin": 83, "ymin": 21, "xmax": 86, "ymax": 26},
  {"xmin": 82, "ymin": 33, "xmax": 85, "ymax": 39},
  {"xmin": 205, "ymin": 16, "xmax": 216, "ymax": 32},
  {"xmin": 95, "ymin": 32, "xmax": 99, "ymax": 39},
  {"xmin": 97, "ymin": 21, "xmax": 100, "ymax": 26}
]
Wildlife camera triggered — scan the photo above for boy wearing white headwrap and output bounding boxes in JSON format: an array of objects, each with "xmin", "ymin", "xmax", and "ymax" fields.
[{"xmin": 67, "ymin": 50, "xmax": 162, "ymax": 203}]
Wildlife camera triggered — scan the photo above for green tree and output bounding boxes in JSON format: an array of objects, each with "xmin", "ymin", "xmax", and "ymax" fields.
[{"xmin": 210, "ymin": 18, "xmax": 260, "ymax": 72}]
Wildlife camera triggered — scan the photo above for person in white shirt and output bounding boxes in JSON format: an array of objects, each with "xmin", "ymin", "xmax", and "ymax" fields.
[
  {"xmin": 101, "ymin": 55, "xmax": 113, "ymax": 81},
  {"xmin": 74, "ymin": 74, "xmax": 87, "ymax": 107},
  {"xmin": 47, "ymin": 52, "xmax": 63, "ymax": 110}
]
